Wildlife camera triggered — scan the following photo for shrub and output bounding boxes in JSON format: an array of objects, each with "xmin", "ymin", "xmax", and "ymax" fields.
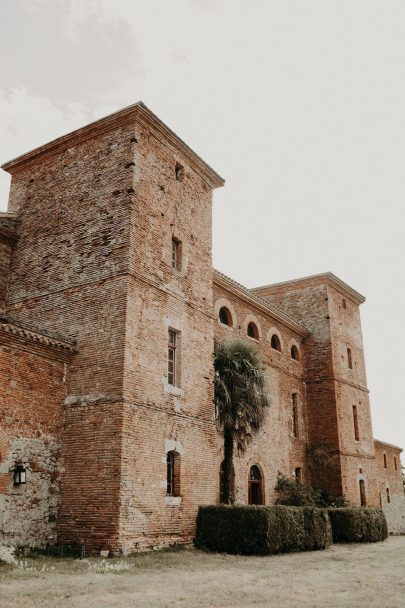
[
  {"xmin": 275, "ymin": 474, "xmax": 348, "ymax": 508},
  {"xmin": 328, "ymin": 508, "xmax": 388, "ymax": 543},
  {"xmin": 195, "ymin": 504, "xmax": 332, "ymax": 555}
]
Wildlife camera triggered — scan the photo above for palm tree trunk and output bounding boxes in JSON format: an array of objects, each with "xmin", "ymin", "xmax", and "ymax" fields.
[{"xmin": 222, "ymin": 427, "xmax": 234, "ymax": 504}]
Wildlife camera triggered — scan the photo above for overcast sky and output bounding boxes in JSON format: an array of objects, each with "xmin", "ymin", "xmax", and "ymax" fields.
[{"xmin": 1, "ymin": 0, "xmax": 404, "ymax": 454}]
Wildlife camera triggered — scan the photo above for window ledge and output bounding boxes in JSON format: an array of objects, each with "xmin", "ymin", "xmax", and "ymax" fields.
[
  {"xmin": 164, "ymin": 383, "xmax": 183, "ymax": 397},
  {"xmin": 165, "ymin": 496, "xmax": 182, "ymax": 507}
]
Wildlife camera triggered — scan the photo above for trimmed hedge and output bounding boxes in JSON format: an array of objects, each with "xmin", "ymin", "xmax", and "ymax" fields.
[
  {"xmin": 195, "ymin": 505, "xmax": 332, "ymax": 555},
  {"xmin": 328, "ymin": 508, "xmax": 388, "ymax": 543}
]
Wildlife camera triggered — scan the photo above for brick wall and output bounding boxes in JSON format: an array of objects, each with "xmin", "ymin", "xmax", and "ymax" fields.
[{"xmin": 374, "ymin": 441, "xmax": 405, "ymax": 533}]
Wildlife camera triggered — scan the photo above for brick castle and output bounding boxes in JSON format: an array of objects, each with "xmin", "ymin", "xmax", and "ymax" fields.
[{"xmin": 0, "ymin": 103, "xmax": 404, "ymax": 552}]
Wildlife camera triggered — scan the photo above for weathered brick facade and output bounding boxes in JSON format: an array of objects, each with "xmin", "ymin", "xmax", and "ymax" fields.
[{"xmin": 0, "ymin": 103, "xmax": 403, "ymax": 551}]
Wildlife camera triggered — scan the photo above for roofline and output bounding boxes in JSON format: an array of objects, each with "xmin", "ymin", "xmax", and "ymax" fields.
[
  {"xmin": 1, "ymin": 102, "xmax": 225, "ymax": 189},
  {"xmin": 252, "ymin": 272, "xmax": 365, "ymax": 305},
  {"xmin": 213, "ymin": 269, "xmax": 309, "ymax": 337},
  {"xmin": 0, "ymin": 319, "xmax": 77, "ymax": 360},
  {"xmin": 374, "ymin": 439, "xmax": 403, "ymax": 453}
]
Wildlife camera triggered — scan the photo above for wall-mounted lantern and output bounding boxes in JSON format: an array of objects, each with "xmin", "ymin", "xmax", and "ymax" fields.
[{"xmin": 13, "ymin": 464, "xmax": 26, "ymax": 486}]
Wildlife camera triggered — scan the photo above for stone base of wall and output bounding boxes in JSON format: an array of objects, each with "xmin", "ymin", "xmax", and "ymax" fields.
[
  {"xmin": 382, "ymin": 494, "xmax": 405, "ymax": 535},
  {"xmin": 0, "ymin": 435, "xmax": 60, "ymax": 548}
]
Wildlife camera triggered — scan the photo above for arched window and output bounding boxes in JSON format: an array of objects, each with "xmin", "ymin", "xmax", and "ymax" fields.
[
  {"xmin": 347, "ymin": 347, "xmax": 353, "ymax": 369},
  {"xmin": 219, "ymin": 460, "xmax": 235, "ymax": 503},
  {"xmin": 383, "ymin": 452, "xmax": 387, "ymax": 469},
  {"xmin": 247, "ymin": 322, "xmax": 259, "ymax": 340},
  {"xmin": 290, "ymin": 345, "xmax": 299, "ymax": 360},
  {"xmin": 219, "ymin": 307, "xmax": 232, "ymax": 327},
  {"xmin": 271, "ymin": 334, "xmax": 281, "ymax": 352},
  {"xmin": 248, "ymin": 465, "xmax": 264, "ymax": 505},
  {"xmin": 359, "ymin": 479, "xmax": 366, "ymax": 506},
  {"xmin": 167, "ymin": 451, "xmax": 180, "ymax": 497}
]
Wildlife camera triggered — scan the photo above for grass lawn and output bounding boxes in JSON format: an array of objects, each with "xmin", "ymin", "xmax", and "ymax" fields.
[{"xmin": 1, "ymin": 536, "xmax": 404, "ymax": 608}]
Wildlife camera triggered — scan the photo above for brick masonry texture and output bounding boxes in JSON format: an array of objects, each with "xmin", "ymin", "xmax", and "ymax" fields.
[{"xmin": 0, "ymin": 103, "xmax": 403, "ymax": 551}]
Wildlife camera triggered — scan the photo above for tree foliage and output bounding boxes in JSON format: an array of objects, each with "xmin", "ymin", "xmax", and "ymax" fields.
[{"xmin": 214, "ymin": 339, "xmax": 269, "ymax": 503}]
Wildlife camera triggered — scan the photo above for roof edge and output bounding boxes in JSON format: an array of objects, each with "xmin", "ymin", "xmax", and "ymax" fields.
[
  {"xmin": 1, "ymin": 102, "xmax": 225, "ymax": 189},
  {"xmin": 374, "ymin": 438, "xmax": 403, "ymax": 453},
  {"xmin": 213, "ymin": 269, "xmax": 309, "ymax": 337},
  {"xmin": 252, "ymin": 272, "xmax": 366, "ymax": 305}
]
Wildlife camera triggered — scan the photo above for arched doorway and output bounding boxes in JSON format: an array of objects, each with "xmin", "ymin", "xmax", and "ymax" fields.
[{"xmin": 248, "ymin": 465, "xmax": 264, "ymax": 505}]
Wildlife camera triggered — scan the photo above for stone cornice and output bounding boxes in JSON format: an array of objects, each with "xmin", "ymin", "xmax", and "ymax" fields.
[
  {"xmin": 213, "ymin": 269, "xmax": 309, "ymax": 338},
  {"xmin": 0, "ymin": 319, "xmax": 76, "ymax": 361},
  {"xmin": 0, "ymin": 213, "xmax": 18, "ymax": 242},
  {"xmin": 1, "ymin": 102, "xmax": 225, "ymax": 190},
  {"xmin": 252, "ymin": 272, "xmax": 366, "ymax": 305}
]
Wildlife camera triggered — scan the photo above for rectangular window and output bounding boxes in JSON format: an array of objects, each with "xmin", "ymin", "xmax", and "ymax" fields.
[
  {"xmin": 386, "ymin": 487, "xmax": 391, "ymax": 504},
  {"xmin": 352, "ymin": 405, "xmax": 360, "ymax": 441},
  {"xmin": 292, "ymin": 393, "xmax": 299, "ymax": 438},
  {"xmin": 347, "ymin": 347, "xmax": 353, "ymax": 369},
  {"xmin": 383, "ymin": 453, "xmax": 387, "ymax": 469},
  {"xmin": 295, "ymin": 467, "xmax": 302, "ymax": 483},
  {"xmin": 171, "ymin": 238, "xmax": 182, "ymax": 270},
  {"xmin": 394, "ymin": 456, "xmax": 398, "ymax": 471},
  {"xmin": 168, "ymin": 330, "xmax": 177, "ymax": 386},
  {"xmin": 359, "ymin": 479, "xmax": 366, "ymax": 507}
]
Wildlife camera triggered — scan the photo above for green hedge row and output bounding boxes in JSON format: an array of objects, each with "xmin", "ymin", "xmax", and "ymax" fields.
[
  {"xmin": 328, "ymin": 508, "xmax": 388, "ymax": 543},
  {"xmin": 195, "ymin": 505, "xmax": 332, "ymax": 555}
]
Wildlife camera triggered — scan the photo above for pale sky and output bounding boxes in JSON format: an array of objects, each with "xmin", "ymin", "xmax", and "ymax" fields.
[{"xmin": 1, "ymin": 0, "xmax": 404, "ymax": 455}]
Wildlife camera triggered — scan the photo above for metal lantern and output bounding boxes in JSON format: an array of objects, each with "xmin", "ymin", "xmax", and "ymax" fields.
[{"xmin": 13, "ymin": 464, "xmax": 26, "ymax": 486}]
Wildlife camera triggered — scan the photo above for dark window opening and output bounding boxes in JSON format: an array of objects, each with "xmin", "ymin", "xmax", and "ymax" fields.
[
  {"xmin": 394, "ymin": 456, "xmax": 398, "ymax": 471},
  {"xmin": 175, "ymin": 162, "xmax": 184, "ymax": 181},
  {"xmin": 248, "ymin": 465, "xmax": 264, "ymax": 505},
  {"xmin": 386, "ymin": 487, "xmax": 391, "ymax": 504},
  {"xmin": 359, "ymin": 479, "xmax": 366, "ymax": 507},
  {"xmin": 247, "ymin": 322, "xmax": 259, "ymax": 340},
  {"xmin": 342, "ymin": 299, "xmax": 347, "ymax": 309},
  {"xmin": 295, "ymin": 467, "xmax": 302, "ymax": 483},
  {"xmin": 166, "ymin": 451, "xmax": 180, "ymax": 497},
  {"xmin": 271, "ymin": 334, "xmax": 281, "ymax": 351},
  {"xmin": 291, "ymin": 344, "xmax": 299, "ymax": 360},
  {"xmin": 168, "ymin": 330, "xmax": 177, "ymax": 386},
  {"xmin": 292, "ymin": 393, "xmax": 299, "ymax": 438},
  {"xmin": 383, "ymin": 453, "xmax": 387, "ymax": 469},
  {"xmin": 353, "ymin": 405, "xmax": 360, "ymax": 441},
  {"xmin": 347, "ymin": 347, "xmax": 353, "ymax": 369},
  {"xmin": 219, "ymin": 307, "xmax": 232, "ymax": 327}
]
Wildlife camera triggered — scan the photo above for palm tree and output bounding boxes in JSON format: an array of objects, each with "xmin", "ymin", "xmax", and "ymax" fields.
[{"xmin": 214, "ymin": 339, "xmax": 270, "ymax": 504}]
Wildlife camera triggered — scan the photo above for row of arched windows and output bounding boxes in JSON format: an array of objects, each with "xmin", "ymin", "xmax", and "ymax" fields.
[{"xmin": 218, "ymin": 306, "xmax": 301, "ymax": 361}]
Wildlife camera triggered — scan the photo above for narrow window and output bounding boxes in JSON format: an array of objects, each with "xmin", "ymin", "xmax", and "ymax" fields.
[
  {"xmin": 168, "ymin": 330, "xmax": 177, "ymax": 386},
  {"xmin": 166, "ymin": 451, "xmax": 180, "ymax": 496},
  {"xmin": 359, "ymin": 479, "xmax": 366, "ymax": 506},
  {"xmin": 295, "ymin": 467, "xmax": 302, "ymax": 483},
  {"xmin": 347, "ymin": 347, "xmax": 353, "ymax": 369},
  {"xmin": 394, "ymin": 456, "xmax": 398, "ymax": 471},
  {"xmin": 342, "ymin": 299, "xmax": 347, "ymax": 309},
  {"xmin": 291, "ymin": 345, "xmax": 299, "ymax": 360},
  {"xmin": 383, "ymin": 452, "xmax": 387, "ymax": 469},
  {"xmin": 248, "ymin": 465, "xmax": 264, "ymax": 505},
  {"xmin": 352, "ymin": 405, "xmax": 360, "ymax": 441},
  {"xmin": 175, "ymin": 162, "xmax": 184, "ymax": 181},
  {"xmin": 292, "ymin": 393, "xmax": 299, "ymax": 438},
  {"xmin": 247, "ymin": 321, "xmax": 259, "ymax": 340},
  {"xmin": 386, "ymin": 487, "xmax": 391, "ymax": 504},
  {"xmin": 171, "ymin": 238, "xmax": 182, "ymax": 270},
  {"xmin": 219, "ymin": 307, "xmax": 232, "ymax": 327},
  {"xmin": 271, "ymin": 334, "xmax": 281, "ymax": 351}
]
